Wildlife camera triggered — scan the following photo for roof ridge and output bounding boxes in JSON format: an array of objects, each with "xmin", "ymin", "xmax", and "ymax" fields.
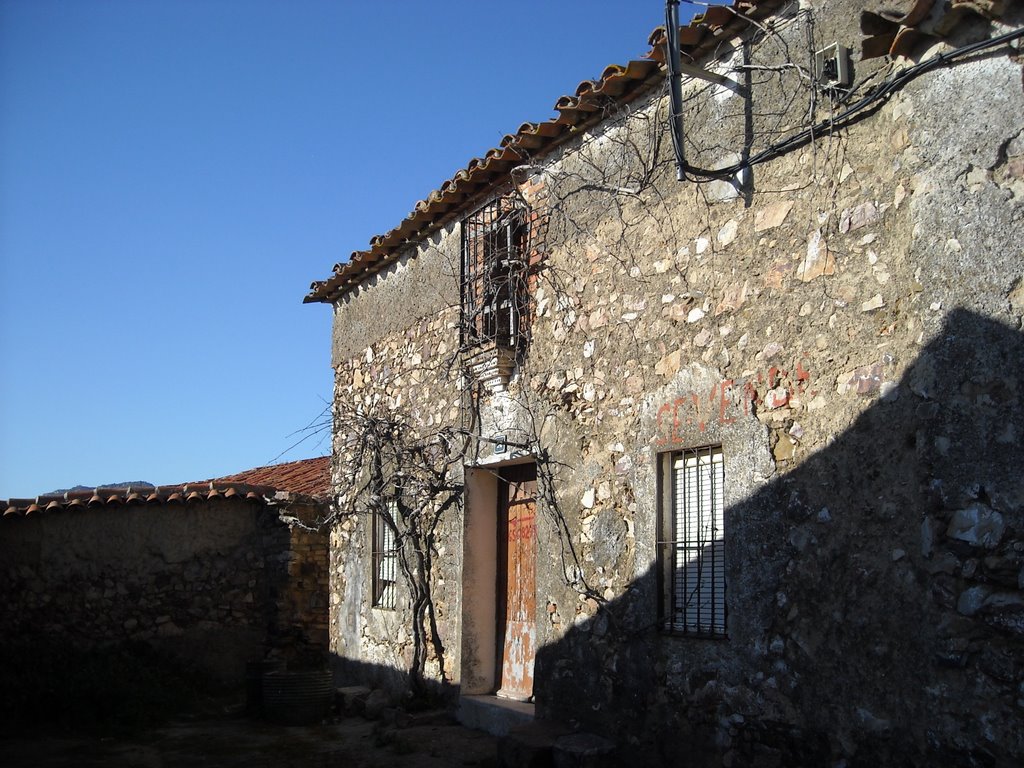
[{"xmin": 2, "ymin": 456, "xmax": 331, "ymax": 518}]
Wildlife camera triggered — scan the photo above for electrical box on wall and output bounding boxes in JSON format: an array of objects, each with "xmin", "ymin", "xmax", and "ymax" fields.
[{"xmin": 814, "ymin": 43, "xmax": 852, "ymax": 89}]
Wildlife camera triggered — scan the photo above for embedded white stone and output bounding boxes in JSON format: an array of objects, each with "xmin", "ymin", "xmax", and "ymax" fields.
[
  {"xmin": 861, "ymin": 294, "xmax": 885, "ymax": 312},
  {"xmin": 717, "ymin": 219, "xmax": 739, "ymax": 246},
  {"xmin": 947, "ymin": 503, "xmax": 1005, "ymax": 548},
  {"xmin": 957, "ymin": 586, "xmax": 990, "ymax": 616}
]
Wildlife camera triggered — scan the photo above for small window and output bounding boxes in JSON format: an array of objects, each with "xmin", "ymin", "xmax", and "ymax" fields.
[
  {"xmin": 659, "ymin": 446, "xmax": 727, "ymax": 637},
  {"xmin": 461, "ymin": 196, "xmax": 528, "ymax": 349},
  {"xmin": 372, "ymin": 501, "xmax": 399, "ymax": 610}
]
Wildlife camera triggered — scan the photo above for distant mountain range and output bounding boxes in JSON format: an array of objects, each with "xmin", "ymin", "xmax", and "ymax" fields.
[{"xmin": 46, "ymin": 482, "xmax": 155, "ymax": 495}]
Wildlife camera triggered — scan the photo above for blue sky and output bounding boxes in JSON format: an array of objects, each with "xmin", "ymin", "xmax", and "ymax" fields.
[{"xmin": 0, "ymin": 0, "xmax": 710, "ymax": 497}]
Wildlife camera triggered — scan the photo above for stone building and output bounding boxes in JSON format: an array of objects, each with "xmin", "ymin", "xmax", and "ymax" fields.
[
  {"xmin": 307, "ymin": 1, "xmax": 1024, "ymax": 764},
  {"xmin": 0, "ymin": 456, "xmax": 331, "ymax": 688}
]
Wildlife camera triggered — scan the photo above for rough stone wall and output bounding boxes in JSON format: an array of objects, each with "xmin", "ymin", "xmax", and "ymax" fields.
[
  {"xmin": 327, "ymin": 178, "xmax": 551, "ymax": 695},
  {"xmin": 0, "ymin": 498, "xmax": 328, "ymax": 684},
  {"xmin": 329, "ymin": 302, "xmax": 467, "ymax": 692},
  {"xmin": 331, "ymin": 236, "xmax": 459, "ymax": 366},
  {"xmin": 328, "ymin": 2, "xmax": 1024, "ymax": 763},
  {"xmin": 277, "ymin": 502, "xmax": 331, "ymax": 658}
]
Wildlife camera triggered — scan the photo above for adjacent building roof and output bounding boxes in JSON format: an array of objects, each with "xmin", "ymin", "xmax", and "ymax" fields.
[
  {"xmin": 304, "ymin": 0, "xmax": 784, "ymax": 305},
  {"xmin": 199, "ymin": 456, "xmax": 331, "ymax": 499},
  {"xmin": 1, "ymin": 456, "xmax": 330, "ymax": 518}
]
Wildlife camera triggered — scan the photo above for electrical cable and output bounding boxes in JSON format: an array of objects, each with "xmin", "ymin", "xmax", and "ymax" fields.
[
  {"xmin": 672, "ymin": 25, "xmax": 1024, "ymax": 182},
  {"xmin": 665, "ymin": 0, "xmax": 688, "ymax": 182}
]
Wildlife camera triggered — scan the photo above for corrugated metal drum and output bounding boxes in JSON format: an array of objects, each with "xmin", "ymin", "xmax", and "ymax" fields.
[{"xmin": 262, "ymin": 669, "xmax": 333, "ymax": 724}]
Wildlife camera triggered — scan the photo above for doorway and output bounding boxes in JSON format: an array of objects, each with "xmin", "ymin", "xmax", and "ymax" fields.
[{"xmin": 495, "ymin": 463, "xmax": 537, "ymax": 701}]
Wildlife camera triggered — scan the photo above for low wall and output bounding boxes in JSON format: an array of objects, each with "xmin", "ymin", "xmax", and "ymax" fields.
[{"xmin": 0, "ymin": 497, "xmax": 327, "ymax": 685}]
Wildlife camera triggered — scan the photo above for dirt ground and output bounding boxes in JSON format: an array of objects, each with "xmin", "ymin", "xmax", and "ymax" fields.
[{"xmin": 1, "ymin": 711, "xmax": 501, "ymax": 768}]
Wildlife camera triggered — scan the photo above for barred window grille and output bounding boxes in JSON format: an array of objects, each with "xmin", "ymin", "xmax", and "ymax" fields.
[
  {"xmin": 461, "ymin": 197, "xmax": 527, "ymax": 349},
  {"xmin": 372, "ymin": 501, "xmax": 398, "ymax": 610},
  {"xmin": 660, "ymin": 446, "xmax": 727, "ymax": 637}
]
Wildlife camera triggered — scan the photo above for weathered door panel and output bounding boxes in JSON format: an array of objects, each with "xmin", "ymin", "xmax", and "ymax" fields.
[{"xmin": 496, "ymin": 466, "xmax": 537, "ymax": 701}]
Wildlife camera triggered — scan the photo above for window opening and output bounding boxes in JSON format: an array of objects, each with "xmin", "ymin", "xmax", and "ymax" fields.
[
  {"xmin": 461, "ymin": 196, "xmax": 528, "ymax": 349},
  {"xmin": 372, "ymin": 500, "xmax": 399, "ymax": 610},
  {"xmin": 659, "ymin": 445, "xmax": 726, "ymax": 636}
]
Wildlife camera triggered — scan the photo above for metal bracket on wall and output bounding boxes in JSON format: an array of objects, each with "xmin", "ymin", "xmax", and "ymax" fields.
[{"xmin": 678, "ymin": 63, "xmax": 746, "ymax": 96}]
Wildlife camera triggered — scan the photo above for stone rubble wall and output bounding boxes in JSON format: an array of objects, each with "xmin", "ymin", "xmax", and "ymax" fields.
[
  {"xmin": 328, "ymin": 172, "xmax": 555, "ymax": 694},
  {"xmin": 330, "ymin": 306, "xmax": 467, "ymax": 692},
  {"xmin": 280, "ymin": 502, "xmax": 331, "ymax": 656},
  {"xmin": 0, "ymin": 498, "xmax": 329, "ymax": 684}
]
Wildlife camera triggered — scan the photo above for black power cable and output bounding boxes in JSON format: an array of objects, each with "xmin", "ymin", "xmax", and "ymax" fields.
[
  {"xmin": 666, "ymin": 0, "xmax": 688, "ymax": 182},
  {"xmin": 666, "ymin": 20, "xmax": 1024, "ymax": 182}
]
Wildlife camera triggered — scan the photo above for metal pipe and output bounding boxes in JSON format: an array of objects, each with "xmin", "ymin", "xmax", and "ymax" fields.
[{"xmin": 665, "ymin": 0, "xmax": 687, "ymax": 182}]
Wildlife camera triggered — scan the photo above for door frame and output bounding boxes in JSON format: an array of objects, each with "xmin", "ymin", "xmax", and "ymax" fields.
[
  {"xmin": 459, "ymin": 458, "xmax": 537, "ymax": 697},
  {"xmin": 494, "ymin": 463, "xmax": 537, "ymax": 700}
]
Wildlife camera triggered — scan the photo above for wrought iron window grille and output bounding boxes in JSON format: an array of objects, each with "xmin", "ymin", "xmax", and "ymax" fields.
[
  {"xmin": 658, "ymin": 445, "xmax": 727, "ymax": 638},
  {"xmin": 372, "ymin": 501, "xmax": 399, "ymax": 610},
  {"xmin": 460, "ymin": 196, "xmax": 529, "ymax": 351}
]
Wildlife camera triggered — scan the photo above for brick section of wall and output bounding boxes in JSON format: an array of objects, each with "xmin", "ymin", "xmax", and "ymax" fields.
[{"xmin": 277, "ymin": 503, "xmax": 330, "ymax": 658}]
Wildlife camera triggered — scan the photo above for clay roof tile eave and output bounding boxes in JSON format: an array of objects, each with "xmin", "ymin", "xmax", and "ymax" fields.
[{"xmin": 305, "ymin": 1, "xmax": 785, "ymax": 304}]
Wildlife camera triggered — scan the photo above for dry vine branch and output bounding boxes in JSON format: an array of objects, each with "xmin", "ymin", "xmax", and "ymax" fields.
[{"xmin": 332, "ymin": 399, "xmax": 467, "ymax": 698}]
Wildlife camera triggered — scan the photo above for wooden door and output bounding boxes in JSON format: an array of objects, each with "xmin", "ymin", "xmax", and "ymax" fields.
[{"xmin": 496, "ymin": 465, "xmax": 537, "ymax": 701}]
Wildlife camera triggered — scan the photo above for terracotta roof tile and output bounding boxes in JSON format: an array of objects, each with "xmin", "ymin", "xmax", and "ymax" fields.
[
  {"xmin": 859, "ymin": 0, "xmax": 1009, "ymax": 59},
  {"xmin": 205, "ymin": 456, "xmax": 331, "ymax": 498},
  {"xmin": 305, "ymin": 0, "xmax": 784, "ymax": 305},
  {"xmin": 1, "ymin": 456, "xmax": 330, "ymax": 519}
]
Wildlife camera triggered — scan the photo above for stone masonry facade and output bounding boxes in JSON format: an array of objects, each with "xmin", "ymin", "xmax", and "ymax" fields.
[{"xmin": 322, "ymin": 3, "xmax": 1024, "ymax": 765}]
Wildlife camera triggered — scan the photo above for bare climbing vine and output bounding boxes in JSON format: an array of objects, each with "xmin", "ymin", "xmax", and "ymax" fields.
[{"xmin": 333, "ymin": 398, "xmax": 467, "ymax": 697}]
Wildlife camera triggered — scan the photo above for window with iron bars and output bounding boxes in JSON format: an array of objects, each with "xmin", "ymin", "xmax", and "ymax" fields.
[
  {"xmin": 460, "ymin": 196, "xmax": 528, "ymax": 349},
  {"xmin": 372, "ymin": 501, "xmax": 398, "ymax": 610},
  {"xmin": 658, "ymin": 446, "xmax": 727, "ymax": 637}
]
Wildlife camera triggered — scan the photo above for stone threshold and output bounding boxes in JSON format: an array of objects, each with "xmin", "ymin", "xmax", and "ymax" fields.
[{"xmin": 456, "ymin": 694, "xmax": 535, "ymax": 737}]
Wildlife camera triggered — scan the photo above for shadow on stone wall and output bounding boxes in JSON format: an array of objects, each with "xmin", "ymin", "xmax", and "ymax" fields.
[
  {"xmin": 0, "ymin": 501, "xmax": 331, "ymax": 736},
  {"xmin": 318, "ymin": 310, "xmax": 1022, "ymax": 766},
  {"xmin": 532, "ymin": 308, "xmax": 1024, "ymax": 767}
]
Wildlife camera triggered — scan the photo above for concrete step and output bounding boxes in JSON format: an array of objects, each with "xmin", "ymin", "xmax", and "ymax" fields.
[
  {"xmin": 457, "ymin": 694, "xmax": 535, "ymax": 737},
  {"xmin": 497, "ymin": 723, "xmax": 616, "ymax": 768}
]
